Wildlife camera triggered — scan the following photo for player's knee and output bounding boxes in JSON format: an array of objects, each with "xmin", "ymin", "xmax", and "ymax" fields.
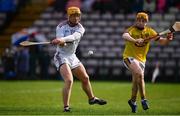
[
  {"xmin": 65, "ymin": 79, "xmax": 73, "ymax": 86},
  {"xmin": 134, "ymin": 72, "xmax": 143, "ymax": 78},
  {"xmin": 81, "ymin": 75, "xmax": 90, "ymax": 84}
]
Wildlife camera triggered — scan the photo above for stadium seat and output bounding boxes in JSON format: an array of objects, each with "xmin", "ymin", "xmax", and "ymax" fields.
[
  {"xmin": 109, "ymin": 21, "xmax": 120, "ymax": 28},
  {"xmin": 105, "ymin": 52, "xmax": 116, "ymax": 58},
  {"xmin": 147, "ymin": 53, "xmax": 156, "ymax": 59},
  {"xmin": 165, "ymin": 60, "xmax": 176, "ymax": 67},
  {"xmin": 93, "ymin": 52, "xmax": 103, "ymax": 58},
  {"xmin": 86, "ymin": 59, "xmax": 99, "ymax": 66},
  {"xmin": 52, "ymin": 12, "xmax": 64, "ymax": 20},
  {"xmin": 158, "ymin": 21, "xmax": 170, "ymax": 28},
  {"xmin": 125, "ymin": 70, "xmax": 131, "ymax": 76},
  {"xmin": 155, "ymin": 27, "xmax": 165, "ymax": 32},
  {"xmin": 151, "ymin": 14, "xmax": 162, "ymax": 21},
  {"xmin": 44, "ymin": 7, "xmax": 54, "ymax": 13},
  {"xmin": 172, "ymin": 53, "xmax": 180, "ymax": 59},
  {"xmin": 150, "ymin": 47, "xmax": 161, "ymax": 53},
  {"xmin": 96, "ymin": 20, "xmax": 107, "ymax": 27},
  {"xmin": 33, "ymin": 20, "xmax": 45, "ymax": 27},
  {"xmin": 0, "ymin": 13, "xmax": 6, "ymax": 27},
  {"xmin": 104, "ymin": 40, "xmax": 115, "ymax": 46},
  {"xmin": 101, "ymin": 13, "xmax": 113, "ymax": 20},
  {"xmin": 91, "ymin": 40, "xmax": 103, "ymax": 46},
  {"xmin": 126, "ymin": 13, "xmax": 136, "ymax": 21},
  {"xmin": 169, "ymin": 40, "xmax": 180, "ymax": 47},
  {"xmin": 40, "ymin": 27, "xmax": 51, "ymax": 33},
  {"xmin": 83, "ymin": 20, "xmax": 94, "ymax": 27},
  {"xmin": 109, "ymin": 34, "xmax": 120, "ymax": 40},
  {"xmin": 112, "ymin": 68, "xmax": 122, "ymax": 76},
  {"xmin": 40, "ymin": 13, "xmax": 51, "ymax": 20},
  {"xmin": 176, "ymin": 14, "xmax": 180, "ymax": 20},
  {"xmin": 115, "ymin": 27, "xmax": 125, "ymax": 33},
  {"xmin": 46, "ymin": 20, "xmax": 58, "ymax": 27},
  {"xmin": 169, "ymin": 7, "xmax": 179, "ymax": 14},
  {"xmin": 103, "ymin": 27, "xmax": 114, "ymax": 34},
  {"xmin": 80, "ymin": 40, "xmax": 89, "ymax": 46},
  {"xmin": 112, "ymin": 60, "xmax": 123, "ymax": 67},
  {"xmin": 163, "ymin": 47, "xmax": 174, "ymax": 53},
  {"xmin": 47, "ymin": 33, "xmax": 55, "ymax": 39},
  {"xmin": 103, "ymin": 59, "xmax": 111, "ymax": 67},
  {"xmin": 164, "ymin": 14, "xmax": 175, "ymax": 21},
  {"xmin": 90, "ymin": 27, "xmax": 101, "ymax": 34},
  {"xmin": 158, "ymin": 53, "xmax": 169, "ymax": 59},
  {"xmin": 98, "ymin": 47, "xmax": 110, "ymax": 53},
  {"xmin": 121, "ymin": 21, "xmax": 132, "ymax": 27},
  {"xmin": 89, "ymin": 13, "xmax": 100, "ymax": 20},
  {"xmin": 165, "ymin": 68, "xmax": 174, "ymax": 76},
  {"xmin": 98, "ymin": 68, "xmax": 109, "ymax": 75},
  {"xmin": 84, "ymin": 33, "xmax": 96, "ymax": 40},
  {"xmin": 114, "ymin": 14, "xmax": 125, "ymax": 20},
  {"xmin": 148, "ymin": 21, "xmax": 157, "ymax": 28},
  {"xmin": 97, "ymin": 34, "xmax": 108, "ymax": 40},
  {"xmin": 86, "ymin": 67, "xmax": 96, "ymax": 75}
]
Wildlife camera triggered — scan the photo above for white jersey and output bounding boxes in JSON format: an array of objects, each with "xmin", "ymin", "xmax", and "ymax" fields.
[
  {"xmin": 55, "ymin": 20, "xmax": 85, "ymax": 56},
  {"xmin": 54, "ymin": 20, "xmax": 85, "ymax": 70}
]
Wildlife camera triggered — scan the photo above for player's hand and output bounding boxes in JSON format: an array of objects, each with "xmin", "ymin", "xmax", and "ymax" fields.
[
  {"xmin": 51, "ymin": 38, "xmax": 66, "ymax": 46},
  {"xmin": 166, "ymin": 33, "xmax": 173, "ymax": 41},
  {"xmin": 51, "ymin": 38, "xmax": 60, "ymax": 45},
  {"xmin": 135, "ymin": 38, "xmax": 144, "ymax": 45}
]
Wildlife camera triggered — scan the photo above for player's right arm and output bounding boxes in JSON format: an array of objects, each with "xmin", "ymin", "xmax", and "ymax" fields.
[
  {"xmin": 122, "ymin": 31, "xmax": 144, "ymax": 45},
  {"xmin": 52, "ymin": 32, "xmax": 82, "ymax": 46},
  {"xmin": 51, "ymin": 24, "xmax": 64, "ymax": 45},
  {"xmin": 145, "ymin": 27, "xmax": 174, "ymax": 45},
  {"xmin": 52, "ymin": 24, "xmax": 85, "ymax": 45},
  {"xmin": 157, "ymin": 33, "xmax": 173, "ymax": 45},
  {"xmin": 59, "ymin": 24, "xmax": 85, "ymax": 42}
]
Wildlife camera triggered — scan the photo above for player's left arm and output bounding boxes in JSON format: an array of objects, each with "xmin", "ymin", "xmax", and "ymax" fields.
[
  {"xmin": 56, "ymin": 25, "xmax": 85, "ymax": 43},
  {"xmin": 60, "ymin": 31, "xmax": 82, "ymax": 42},
  {"xmin": 158, "ymin": 33, "xmax": 174, "ymax": 45},
  {"xmin": 52, "ymin": 32, "xmax": 82, "ymax": 45},
  {"xmin": 145, "ymin": 27, "xmax": 174, "ymax": 45}
]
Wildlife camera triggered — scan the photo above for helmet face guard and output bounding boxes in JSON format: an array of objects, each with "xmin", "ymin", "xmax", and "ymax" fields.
[{"xmin": 67, "ymin": 7, "xmax": 81, "ymax": 16}]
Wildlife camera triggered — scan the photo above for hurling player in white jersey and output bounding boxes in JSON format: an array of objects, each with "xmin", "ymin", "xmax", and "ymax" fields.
[{"xmin": 51, "ymin": 7, "xmax": 107, "ymax": 112}]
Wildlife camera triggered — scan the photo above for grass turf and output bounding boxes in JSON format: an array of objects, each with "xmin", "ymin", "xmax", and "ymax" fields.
[{"xmin": 0, "ymin": 81, "xmax": 180, "ymax": 115}]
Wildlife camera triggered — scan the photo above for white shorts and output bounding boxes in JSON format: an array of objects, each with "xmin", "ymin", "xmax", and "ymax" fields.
[
  {"xmin": 123, "ymin": 57, "xmax": 145, "ymax": 71},
  {"xmin": 54, "ymin": 53, "xmax": 81, "ymax": 70}
]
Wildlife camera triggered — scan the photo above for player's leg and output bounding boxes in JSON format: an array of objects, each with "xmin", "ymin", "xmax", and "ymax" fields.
[
  {"xmin": 130, "ymin": 59, "xmax": 149, "ymax": 110},
  {"xmin": 124, "ymin": 58, "xmax": 140, "ymax": 112},
  {"xmin": 72, "ymin": 63, "xmax": 94, "ymax": 99},
  {"xmin": 127, "ymin": 59, "xmax": 145, "ymax": 99},
  {"xmin": 124, "ymin": 58, "xmax": 139, "ymax": 101},
  {"xmin": 124, "ymin": 57, "xmax": 147, "ymax": 112},
  {"xmin": 137, "ymin": 75, "xmax": 149, "ymax": 110},
  {"xmin": 131, "ymin": 73, "xmax": 138, "ymax": 102},
  {"xmin": 72, "ymin": 63, "xmax": 107, "ymax": 105},
  {"xmin": 128, "ymin": 74, "xmax": 138, "ymax": 113},
  {"xmin": 137, "ymin": 73, "xmax": 145, "ymax": 100},
  {"xmin": 59, "ymin": 63, "xmax": 74, "ymax": 112}
]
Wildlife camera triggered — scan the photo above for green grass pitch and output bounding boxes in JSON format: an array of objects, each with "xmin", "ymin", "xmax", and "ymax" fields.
[{"xmin": 0, "ymin": 81, "xmax": 180, "ymax": 115}]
